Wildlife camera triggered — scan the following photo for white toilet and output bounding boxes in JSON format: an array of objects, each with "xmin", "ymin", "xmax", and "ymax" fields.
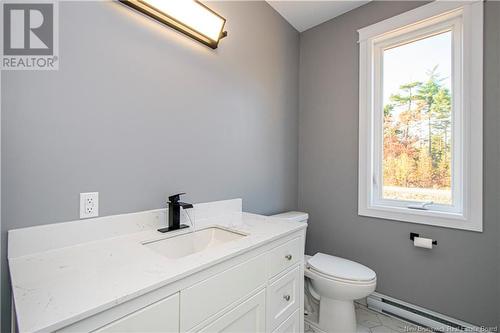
[{"xmin": 272, "ymin": 212, "xmax": 377, "ymax": 333}]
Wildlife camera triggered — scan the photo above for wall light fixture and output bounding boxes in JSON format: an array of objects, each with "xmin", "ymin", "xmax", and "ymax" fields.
[{"xmin": 120, "ymin": 0, "xmax": 227, "ymax": 49}]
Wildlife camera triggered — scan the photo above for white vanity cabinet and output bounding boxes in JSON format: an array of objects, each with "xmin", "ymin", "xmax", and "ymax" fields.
[
  {"xmin": 9, "ymin": 200, "xmax": 307, "ymax": 333},
  {"xmin": 51, "ymin": 232, "xmax": 305, "ymax": 333},
  {"xmin": 196, "ymin": 290, "xmax": 266, "ymax": 333}
]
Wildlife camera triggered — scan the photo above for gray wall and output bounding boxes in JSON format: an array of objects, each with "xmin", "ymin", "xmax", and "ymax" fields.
[
  {"xmin": 299, "ymin": 1, "xmax": 500, "ymax": 326},
  {"xmin": 2, "ymin": 0, "xmax": 499, "ymax": 330},
  {"xmin": 0, "ymin": 1, "xmax": 299, "ymax": 330}
]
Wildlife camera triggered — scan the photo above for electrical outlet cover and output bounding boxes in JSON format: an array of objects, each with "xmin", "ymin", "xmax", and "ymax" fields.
[{"xmin": 80, "ymin": 192, "xmax": 99, "ymax": 219}]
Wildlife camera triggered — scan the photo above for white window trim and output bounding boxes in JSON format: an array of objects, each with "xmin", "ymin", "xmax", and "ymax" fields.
[{"xmin": 358, "ymin": 1, "xmax": 483, "ymax": 232}]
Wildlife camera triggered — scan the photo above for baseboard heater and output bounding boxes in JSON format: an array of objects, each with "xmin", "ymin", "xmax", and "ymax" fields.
[{"xmin": 367, "ymin": 292, "xmax": 486, "ymax": 332}]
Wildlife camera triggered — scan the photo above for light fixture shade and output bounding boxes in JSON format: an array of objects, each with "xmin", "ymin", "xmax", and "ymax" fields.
[{"xmin": 121, "ymin": 0, "xmax": 227, "ymax": 49}]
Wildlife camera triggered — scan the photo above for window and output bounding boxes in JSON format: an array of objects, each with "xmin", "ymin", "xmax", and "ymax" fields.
[{"xmin": 358, "ymin": 1, "xmax": 483, "ymax": 231}]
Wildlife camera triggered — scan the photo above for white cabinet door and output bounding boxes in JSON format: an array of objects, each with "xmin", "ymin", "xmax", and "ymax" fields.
[
  {"xmin": 196, "ymin": 290, "xmax": 266, "ymax": 333},
  {"xmin": 272, "ymin": 310, "xmax": 300, "ymax": 333},
  {"xmin": 181, "ymin": 254, "xmax": 266, "ymax": 330},
  {"xmin": 266, "ymin": 238, "xmax": 302, "ymax": 278},
  {"xmin": 95, "ymin": 293, "xmax": 179, "ymax": 333},
  {"xmin": 267, "ymin": 266, "xmax": 301, "ymax": 331}
]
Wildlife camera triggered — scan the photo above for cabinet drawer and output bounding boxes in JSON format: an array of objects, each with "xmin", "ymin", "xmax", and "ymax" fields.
[
  {"xmin": 196, "ymin": 290, "xmax": 266, "ymax": 333},
  {"xmin": 268, "ymin": 266, "xmax": 301, "ymax": 331},
  {"xmin": 267, "ymin": 237, "xmax": 302, "ymax": 278},
  {"xmin": 180, "ymin": 254, "xmax": 266, "ymax": 331},
  {"xmin": 272, "ymin": 309, "xmax": 300, "ymax": 333},
  {"xmin": 94, "ymin": 293, "xmax": 179, "ymax": 333}
]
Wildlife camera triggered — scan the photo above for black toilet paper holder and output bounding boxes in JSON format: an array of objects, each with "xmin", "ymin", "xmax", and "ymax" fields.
[{"xmin": 410, "ymin": 232, "xmax": 437, "ymax": 245}]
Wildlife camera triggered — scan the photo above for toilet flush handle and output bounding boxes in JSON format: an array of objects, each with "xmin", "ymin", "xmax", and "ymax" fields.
[
  {"xmin": 283, "ymin": 294, "xmax": 291, "ymax": 301},
  {"xmin": 285, "ymin": 254, "xmax": 293, "ymax": 261}
]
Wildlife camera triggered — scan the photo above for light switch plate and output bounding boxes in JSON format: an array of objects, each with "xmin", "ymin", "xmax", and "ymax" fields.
[{"xmin": 80, "ymin": 192, "xmax": 99, "ymax": 219}]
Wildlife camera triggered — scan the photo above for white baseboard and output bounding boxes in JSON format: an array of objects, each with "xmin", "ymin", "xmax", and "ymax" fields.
[{"xmin": 367, "ymin": 292, "xmax": 490, "ymax": 332}]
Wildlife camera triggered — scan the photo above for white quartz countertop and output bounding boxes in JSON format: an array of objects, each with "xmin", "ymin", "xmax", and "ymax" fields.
[{"xmin": 8, "ymin": 200, "xmax": 306, "ymax": 333}]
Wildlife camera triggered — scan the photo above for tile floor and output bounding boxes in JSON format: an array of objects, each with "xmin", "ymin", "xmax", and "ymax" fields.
[
  {"xmin": 355, "ymin": 302, "xmax": 420, "ymax": 333},
  {"xmin": 305, "ymin": 301, "xmax": 422, "ymax": 333}
]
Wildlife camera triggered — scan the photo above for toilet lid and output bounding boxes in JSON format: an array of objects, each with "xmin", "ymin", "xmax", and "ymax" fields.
[{"xmin": 307, "ymin": 253, "xmax": 376, "ymax": 282}]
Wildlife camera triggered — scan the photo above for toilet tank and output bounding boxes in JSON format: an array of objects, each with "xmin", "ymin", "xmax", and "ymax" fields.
[
  {"xmin": 271, "ymin": 211, "xmax": 309, "ymax": 223},
  {"xmin": 272, "ymin": 211, "xmax": 308, "ymax": 255}
]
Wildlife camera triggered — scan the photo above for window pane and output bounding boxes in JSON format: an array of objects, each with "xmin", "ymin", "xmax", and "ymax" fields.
[{"xmin": 382, "ymin": 31, "xmax": 452, "ymax": 205}]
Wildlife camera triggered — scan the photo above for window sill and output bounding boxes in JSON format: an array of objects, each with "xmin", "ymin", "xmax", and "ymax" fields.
[{"xmin": 358, "ymin": 204, "xmax": 482, "ymax": 232}]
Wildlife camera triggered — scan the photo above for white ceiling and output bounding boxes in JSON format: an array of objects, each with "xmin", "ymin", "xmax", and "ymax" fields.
[{"xmin": 266, "ymin": 1, "xmax": 370, "ymax": 32}]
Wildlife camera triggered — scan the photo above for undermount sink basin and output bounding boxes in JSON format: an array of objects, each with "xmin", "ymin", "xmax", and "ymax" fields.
[{"xmin": 144, "ymin": 227, "xmax": 247, "ymax": 259}]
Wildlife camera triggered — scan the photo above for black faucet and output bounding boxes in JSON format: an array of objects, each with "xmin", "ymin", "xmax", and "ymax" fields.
[{"xmin": 158, "ymin": 193, "xmax": 193, "ymax": 233}]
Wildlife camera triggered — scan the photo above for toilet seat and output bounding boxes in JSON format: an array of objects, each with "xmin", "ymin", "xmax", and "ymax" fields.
[
  {"xmin": 306, "ymin": 266, "xmax": 376, "ymax": 286},
  {"xmin": 306, "ymin": 253, "xmax": 376, "ymax": 284}
]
